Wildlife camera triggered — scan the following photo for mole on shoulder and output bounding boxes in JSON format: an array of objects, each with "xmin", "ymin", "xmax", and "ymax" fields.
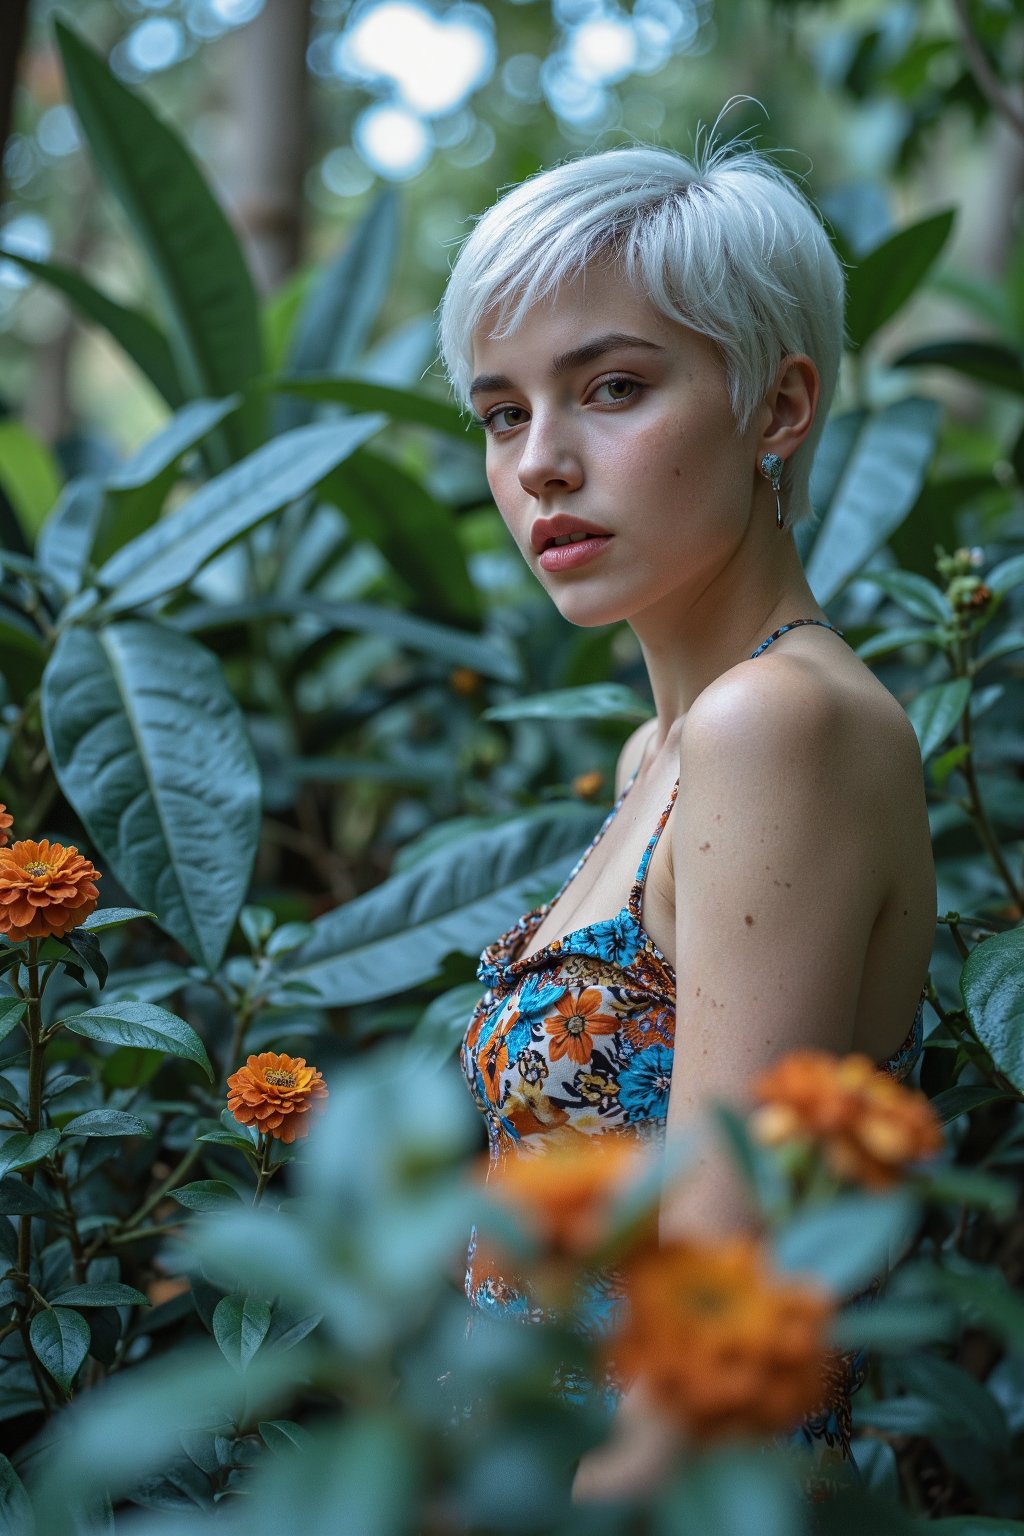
[{"xmin": 744, "ymin": 914, "xmax": 754, "ymax": 926}]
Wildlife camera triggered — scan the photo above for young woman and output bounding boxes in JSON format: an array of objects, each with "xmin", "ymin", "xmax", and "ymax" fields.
[{"xmin": 438, "ymin": 131, "xmax": 936, "ymax": 1499}]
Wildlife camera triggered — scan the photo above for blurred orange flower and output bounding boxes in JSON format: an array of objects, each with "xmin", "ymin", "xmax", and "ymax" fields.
[
  {"xmin": 485, "ymin": 1134, "xmax": 650, "ymax": 1258},
  {"xmin": 227, "ymin": 1052, "xmax": 329, "ymax": 1144},
  {"xmin": 0, "ymin": 806, "xmax": 12, "ymax": 848},
  {"xmin": 0, "ymin": 839, "xmax": 101, "ymax": 940},
  {"xmin": 749, "ymin": 1050, "xmax": 943, "ymax": 1190},
  {"xmin": 608, "ymin": 1235, "xmax": 834, "ymax": 1442}
]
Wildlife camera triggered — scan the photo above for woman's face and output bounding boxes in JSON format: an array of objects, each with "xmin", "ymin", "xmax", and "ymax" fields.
[{"xmin": 469, "ymin": 262, "xmax": 769, "ymax": 631}]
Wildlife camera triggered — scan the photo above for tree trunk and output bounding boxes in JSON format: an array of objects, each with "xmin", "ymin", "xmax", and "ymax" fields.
[
  {"xmin": 0, "ymin": 0, "xmax": 31, "ymax": 204},
  {"xmin": 226, "ymin": 0, "xmax": 313, "ymax": 293}
]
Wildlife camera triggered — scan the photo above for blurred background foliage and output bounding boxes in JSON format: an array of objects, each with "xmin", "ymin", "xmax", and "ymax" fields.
[{"xmin": 0, "ymin": 0, "xmax": 1021, "ymax": 1529}]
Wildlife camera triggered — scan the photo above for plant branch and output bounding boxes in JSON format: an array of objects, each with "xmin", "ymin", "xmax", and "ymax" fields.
[{"xmin": 950, "ymin": 0, "xmax": 1024, "ymax": 140}]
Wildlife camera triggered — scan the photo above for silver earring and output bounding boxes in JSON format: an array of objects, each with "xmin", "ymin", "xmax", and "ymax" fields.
[{"xmin": 760, "ymin": 452, "xmax": 784, "ymax": 530}]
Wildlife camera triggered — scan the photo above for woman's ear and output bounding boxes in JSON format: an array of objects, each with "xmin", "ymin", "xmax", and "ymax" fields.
[{"xmin": 759, "ymin": 354, "xmax": 820, "ymax": 461}]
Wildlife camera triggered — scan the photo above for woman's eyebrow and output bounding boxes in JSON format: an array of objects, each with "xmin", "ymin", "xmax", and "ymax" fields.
[{"xmin": 469, "ymin": 332, "xmax": 666, "ymax": 401}]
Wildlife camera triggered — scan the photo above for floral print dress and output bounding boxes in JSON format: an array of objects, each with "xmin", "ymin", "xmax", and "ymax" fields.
[{"xmin": 458, "ymin": 620, "xmax": 928, "ymax": 1480}]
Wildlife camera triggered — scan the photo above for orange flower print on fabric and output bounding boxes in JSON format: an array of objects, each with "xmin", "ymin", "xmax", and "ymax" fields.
[
  {"xmin": 749, "ymin": 1049, "xmax": 943, "ymax": 1190},
  {"xmin": 227, "ymin": 1052, "xmax": 329, "ymax": 1144},
  {"xmin": 544, "ymin": 989, "xmax": 619, "ymax": 1065},
  {"xmin": 0, "ymin": 839, "xmax": 101, "ymax": 941},
  {"xmin": 0, "ymin": 805, "xmax": 13, "ymax": 848},
  {"xmin": 608, "ymin": 1235, "xmax": 835, "ymax": 1444}
]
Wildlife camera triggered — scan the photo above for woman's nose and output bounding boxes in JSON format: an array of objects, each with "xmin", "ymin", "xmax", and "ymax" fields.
[{"xmin": 516, "ymin": 417, "xmax": 584, "ymax": 499}]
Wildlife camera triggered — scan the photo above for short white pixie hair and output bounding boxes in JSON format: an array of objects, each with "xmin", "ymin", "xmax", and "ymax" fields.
[{"xmin": 436, "ymin": 133, "xmax": 846, "ymax": 528}]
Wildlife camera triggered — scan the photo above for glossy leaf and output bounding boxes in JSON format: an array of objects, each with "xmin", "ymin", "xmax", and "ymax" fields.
[
  {"xmin": 0, "ymin": 251, "xmax": 182, "ymax": 408},
  {"xmin": 484, "ymin": 683, "xmax": 654, "ymax": 722},
  {"xmin": 60, "ymin": 1109, "xmax": 152, "ymax": 1139},
  {"xmin": 266, "ymin": 375, "xmax": 467, "ymax": 437},
  {"xmin": 772, "ymin": 1191, "xmax": 917, "ymax": 1295},
  {"xmin": 855, "ymin": 568, "xmax": 952, "ymax": 622},
  {"xmin": 259, "ymin": 1419, "xmax": 312, "ymax": 1453},
  {"xmin": 279, "ymin": 801, "xmax": 605, "ymax": 1005},
  {"xmin": 177, "ymin": 592, "xmax": 521, "ymax": 683},
  {"xmin": 961, "ymin": 924, "xmax": 1024, "ymax": 1092},
  {"xmin": 79, "ymin": 907, "xmax": 156, "ymax": 933},
  {"xmin": 986, "ymin": 552, "xmax": 1024, "ymax": 596},
  {"xmin": 169, "ymin": 1181, "xmax": 244, "ymax": 1212},
  {"xmin": 95, "ymin": 414, "xmax": 385, "ymax": 614},
  {"xmin": 36, "ymin": 477, "xmax": 108, "ymax": 598},
  {"xmin": 327, "ymin": 449, "xmax": 480, "ymax": 627},
  {"xmin": 0, "ymin": 998, "xmax": 26, "ymax": 1045},
  {"xmin": 59, "ymin": 1001, "xmax": 213, "ymax": 1081},
  {"xmin": 893, "ymin": 338, "xmax": 1024, "ymax": 394},
  {"xmin": 52, "ymin": 1282, "xmax": 149, "ymax": 1307},
  {"xmin": 213, "ymin": 1294, "xmax": 272, "ymax": 1372},
  {"xmin": 274, "ymin": 190, "xmax": 399, "ymax": 435},
  {"xmin": 846, "ymin": 208, "xmax": 956, "ymax": 349},
  {"xmin": 55, "ymin": 22, "xmax": 262, "ymax": 459},
  {"xmin": 905, "ymin": 678, "xmax": 971, "ymax": 760},
  {"xmin": 805, "ymin": 399, "xmax": 943, "ymax": 604},
  {"xmin": 0, "ymin": 1454, "xmax": 34, "ymax": 1535},
  {"xmin": 0, "ymin": 1129, "xmax": 60, "ymax": 1179},
  {"xmin": 30, "ymin": 1306, "xmax": 91, "ymax": 1395},
  {"xmin": 42, "ymin": 621, "xmax": 260, "ymax": 971},
  {"xmin": 929, "ymin": 1084, "xmax": 1015, "ymax": 1123}
]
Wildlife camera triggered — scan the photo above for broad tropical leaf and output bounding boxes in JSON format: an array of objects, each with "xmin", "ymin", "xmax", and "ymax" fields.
[
  {"xmin": 55, "ymin": 21, "xmax": 263, "ymax": 461},
  {"xmin": 94, "ymin": 414, "xmax": 385, "ymax": 614},
  {"xmin": 42, "ymin": 620, "xmax": 261, "ymax": 971},
  {"xmin": 280, "ymin": 801, "xmax": 606, "ymax": 1005},
  {"xmin": 805, "ymin": 399, "xmax": 943, "ymax": 604}
]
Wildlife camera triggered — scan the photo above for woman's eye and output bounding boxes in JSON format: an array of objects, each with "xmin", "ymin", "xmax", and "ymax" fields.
[
  {"xmin": 482, "ymin": 405, "xmax": 529, "ymax": 434},
  {"xmin": 592, "ymin": 377, "xmax": 640, "ymax": 404}
]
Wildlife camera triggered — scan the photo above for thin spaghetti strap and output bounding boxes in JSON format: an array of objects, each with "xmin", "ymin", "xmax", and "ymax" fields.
[
  {"xmin": 542, "ymin": 762, "xmax": 642, "ymax": 915},
  {"xmin": 628, "ymin": 780, "xmax": 679, "ymax": 918},
  {"xmin": 749, "ymin": 618, "xmax": 846, "ymax": 659}
]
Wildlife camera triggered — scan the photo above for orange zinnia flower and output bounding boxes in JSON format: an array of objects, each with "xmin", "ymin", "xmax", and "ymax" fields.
[
  {"xmin": 226, "ymin": 1052, "xmax": 329, "ymax": 1144},
  {"xmin": 0, "ymin": 805, "xmax": 12, "ymax": 848},
  {"xmin": 544, "ymin": 989, "xmax": 619, "ymax": 1064},
  {"xmin": 607, "ymin": 1235, "xmax": 834, "ymax": 1443},
  {"xmin": 0, "ymin": 839, "xmax": 101, "ymax": 940},
  {"xmin": 485, "ymin": 1134, "xmax": 650, "ymax": 1258},
  {"xmin": 749, "ymin": 1050, "xmax": 943, "ymax": 1190}
]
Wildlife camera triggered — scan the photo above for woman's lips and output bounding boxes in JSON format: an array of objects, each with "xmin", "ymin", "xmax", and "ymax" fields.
[{"xmin": 538, "ymin": 536, "xmax": 613, "ymax": 572}]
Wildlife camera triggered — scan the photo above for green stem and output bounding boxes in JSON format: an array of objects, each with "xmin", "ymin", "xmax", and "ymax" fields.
[
  {"xmin": 953, "ymin": 625, "xmax": 1021, "ymax": 911},
  {"xmin": 81, "ymin": 1144, "xmax": 202, "ymax": 1262},
  {"xmin": 16, "ymin": 939, "xmax": 44, "ymax": 1303},
  {"xmin": 252, "ymin": 1134, "xmax": 275, "ymax": 1207}
]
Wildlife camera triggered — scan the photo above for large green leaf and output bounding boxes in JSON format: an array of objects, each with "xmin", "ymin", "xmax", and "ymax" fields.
[
  {"xmin": 99, "ymin": 395, "xmax": 244, "ymax": 565},
  {"xmin": 0, "ymin": 1130, "xmax": 60, "ymax": 1179},
  {"xmin": 42, "ymin": 621, "xmax": 260, "ymax": 971},
  {"xmin": 273, "ymin": 191, "xmax": 399, "ymax": 436},
  {"xmin": 50, "ymin": 1282, "xmax": 149, "ymax": 1308},
  {"xmin": 805, "ymin": 399, "xmax": 943, "ymax": 604},
  {"xmin": 36, "ymin": 478, "xmax": 107, "ymax": 598},
  {"xmin": 845, "ymin": 209, "xmax": 956, "ymax": 349},
  {"xmin": 59, "ymin": 1001, "xmax": 213, "ymax": 1080},
  {"xmin": 55, "ymin": 22, "xmax": 262, "ymax": 460},
  {"xmin": 279, "ymin": 801, "xmax": 606, "ymax": 1005},
  {"xmin": 213, "ymin": 1295, "xmax": 272, "ymax": 1373},
  {"xmin": 772, "ymin": 1191, "xmax": 917, "ymax": 1295},
  {"xmin": 0, "ymin": 251, "xmax": 183, "ymax": 408},
  {"xmin": 484, "ymin": 683, "xmax": 654, "ymax": 722},
  {"xmin": 30, "ymin": 1307, "xmax": 91, "ymax": 1395},
  {"xmin": 94, "ymin": 414, "xmax": 385, "ymax": 614},
  {"xmin": 905, "ymin": 678, "xmax": 971, "ymax": 761},
  {"xmin": 60, "ymin": 1109, "xmax": 152, "ymax": 1139},
  {"xmin": 961, "ymin": 924, "xmax": 1024, "ymax": 1093},
  {"xmin": 265, "ymin": 375, "xmax": 467, "ymax": 438},
  {"xmin": 176, "ymin": 593, "xmax": 521, "ymax": 683},
  {"xmin": 326, "ymin": 449, "xmax": 480, "ymax": 628},
  {"xmin": 893, "ymin": 338, "xmax": 1024, "ymax": 395},
  {"xmin": 0, "ymin": 1454, "xmax": 34, "ymax": 1535}
]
